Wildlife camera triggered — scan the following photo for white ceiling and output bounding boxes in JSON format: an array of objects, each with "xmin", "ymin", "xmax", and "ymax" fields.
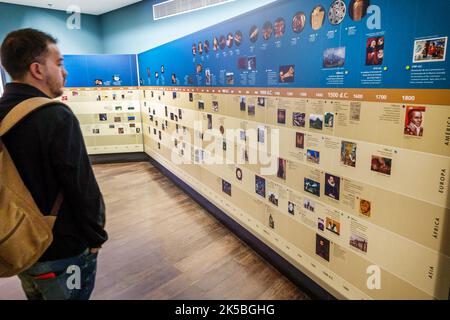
[{"xmin": 0, "ymin": 0, "xmax": 143, "ymax": 15}]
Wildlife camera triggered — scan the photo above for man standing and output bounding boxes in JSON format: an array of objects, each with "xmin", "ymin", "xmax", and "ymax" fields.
[{"xmin": 0, "ymin": 28, "xmax": 107, "ymax": 300}]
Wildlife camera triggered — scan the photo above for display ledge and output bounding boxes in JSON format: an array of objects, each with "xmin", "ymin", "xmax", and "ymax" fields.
[
  {"xmin": 90, "ymin": 152, "xmax": 149, "ymax": 164},
  {"xmin": 145, "ymin": 154, "xmax": 336, "ymax": 300}
]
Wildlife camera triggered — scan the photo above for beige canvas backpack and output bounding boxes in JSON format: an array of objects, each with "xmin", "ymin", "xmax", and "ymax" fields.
[{"xmin": 0, "ymin": 97, "xmax": 64, "ymax": 277}]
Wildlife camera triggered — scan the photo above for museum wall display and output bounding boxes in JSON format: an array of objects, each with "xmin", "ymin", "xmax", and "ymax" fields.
[
  {"xmin": 60, "ymin": 55, "xmax": 143, "ymax": 154},
  {"xmin": 60, "ymin": 0, "xmax": 449, "ymax": 299}
]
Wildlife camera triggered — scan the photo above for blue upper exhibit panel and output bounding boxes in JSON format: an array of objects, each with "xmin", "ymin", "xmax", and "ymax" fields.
[
  {"xmin": 137, "ymin": 0, "xmax": 450, "ymax": 89},
  {"xmin": 64, "ymin": 54, "xmax": 138, "ymax": 87}
]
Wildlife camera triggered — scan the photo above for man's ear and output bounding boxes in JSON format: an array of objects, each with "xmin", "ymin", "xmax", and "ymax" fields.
[{"xmin": 28, "ymin": 62, "xmax": 45, "ymax": 81}]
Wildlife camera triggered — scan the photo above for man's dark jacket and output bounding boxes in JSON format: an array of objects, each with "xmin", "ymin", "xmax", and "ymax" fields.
[{"xmin": 0, "ymin": 83, "xmax": 108, "ymax": 262}]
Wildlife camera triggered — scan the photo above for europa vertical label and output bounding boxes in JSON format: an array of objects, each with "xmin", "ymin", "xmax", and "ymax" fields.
[{"xmin": 439, "ymin": 168, "xmax": 446, "ymax": 194}]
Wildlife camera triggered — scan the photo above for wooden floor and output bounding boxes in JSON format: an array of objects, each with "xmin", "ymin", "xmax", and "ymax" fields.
[{"xmin": 0, "ymin": 162, "xmax": 309, "ymax": 300}]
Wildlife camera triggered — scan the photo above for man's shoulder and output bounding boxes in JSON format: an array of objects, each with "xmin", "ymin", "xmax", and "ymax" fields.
[{"xmin": 32, "ymin": 102, "xmax": 75, "ymax": 123}]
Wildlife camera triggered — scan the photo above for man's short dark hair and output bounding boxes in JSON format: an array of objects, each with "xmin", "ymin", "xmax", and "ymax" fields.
[{"xmin": 0, "ymin": 28, "xmax": 57, "ymax": 80}]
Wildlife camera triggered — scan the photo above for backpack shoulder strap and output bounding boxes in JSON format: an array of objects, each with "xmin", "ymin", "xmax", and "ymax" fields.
[{"xmin": 0, "ymin": 97, "xmax": 64, "ymax": 137}]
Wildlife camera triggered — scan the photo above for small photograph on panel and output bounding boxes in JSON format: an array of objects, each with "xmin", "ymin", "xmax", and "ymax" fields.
[
  {"xmin": 207, "ymin": 114, "xmax": 213, "ymax": 130},
  {"xmin": 269, "ymin": 214, "xmax": 275, "ymax": 229},
  {"xmin": 213, "ymin": 36, "xmax": 219, "ymax": 51},
  {"xmin": 212, "ymin": 100, "xmax": 219, "ymax": 112},
  {"xmin": 94, "ymin": 79, "xmax": 103, "ymax": 86},
  {"xmin": 236, "ymin": 168, "xmax": 243, "ymax": 181},
  {"xmin": 263, "ymin": 21, "xmax": 273, "ymax": 40},
  {"xmin": 318, "ymin": 218, "xmax": 325, "ymax": 231},
  {"xmin": 366, "ymin": 36, "xmax": 384, "ymax": 65},
  {"xmin": 310, "ymin": 5, "xmax": 325, "ymax": 30},
  {"xmin": 118, "ymin": 128, "xmax": 124, "ymax": 134},
  {"xmin": 257, "ymin": 97, "xmax": 266, "ymax": 107},
  {"xmin": 293, "ymin": 112, "xmax": 306, "ymax": 127},
  {"xmin": 325, "ymin": 173, "xmax": 340, "ymax": 201},
  {"xmin": 350, "ymin": 234, "xmax": 368, "ymax": 253},
  {"xmin": 292, "ymin": 11, "xmax": 306, "ymax": 33},
  {"xmin": 255, "ymin": 175, "xmax": 266, "ymax": 198},
  {"xmin": 130, "ymin": 123, "xmax": 136, "ymax": 128},
  {"xmin": 128, "ymin": 116, "xmax": 135, "ymax": 121},
  {"xmin": 370, "ymin": 156, "xmax": 392, "ymax": 175},
  {"xmin": 247, "ymin": 56, "xmax": 257, "ymax": 70},
  {"xmin": 279, "ymin": 65, "xmax": 295, "ymax": 83},
  {"xmin": 226, "ymin": 72, "xmax": 234, "ymax": 85},
  {"xmin": 341, "ymin": 141, "xmax": 357, "ymax": 167},
  {"xmin": 274, "ymin": 17, "xmax": 285, "ymax": 38},
  {"xmin": 109, "ymin": 124, "xmax": 115, "ymax": 129},
  {"xmin": 296, "ymin": 132, "xmax": 305, "ymax": 149},
  {"xmin": 349, "ymin": 0, "xmax": 369, "ymax": 21},
  {"xmin": 316, "ymin": 234, "xmax": 330, "ymax": 261},
  {"xmin": 288, "ymin": 202, "xmax": 295, "ymax": 215},
  {"xmin": 92, "ymin": 128, "xmax": 100, "ymax": 134},
  {"xmin": 257, "ymin": 125, "xmax": 265, "ymax": 143},
  {"xmin": 277, "ymin": 109, "xmax": 286, "ymax": 124},
  {"xmin": 99, "ymin": 113, "xmax": 107, "ymax": 121},
  {"xmin": 307, "ymin": 149, "xmax": 320, "ymax": 164},
  {"xmin": 328, "ymin": 0, "xmax": 346, "ymax": 25},
  {"xmin": 222, "ymin": 180, "xmax": 232, "ymax": 196},
  {"xmin": 304, "ymin": 178, "xmax": 320, "ymax": 197},
  {"xmin": 324, "ymin": 112, "xmax": 334, "ymax": 128},
  {"xmin": 136, "ymin": 128, "xmax": 141, "ymax": 134},
  {"xmin": 205, "ymin": 69, "xmax": 211, "ymax": 85},
  {"xmin": 413, "ymin": 37, "xmax": 447, "ymax": 63},
  {"xmin": 303, "ymin": 198, "xmax": 315, "ymax": 212},
  {"xmin": 268, "ymin": 191, "xmax": 279, "ymax": 207},
  {"xmin": 96, "ymin": 95, "xmax": 101, "ymax": 101},
  {"xmin": 165, "ymin": 106, "xmax": 168, "ymax": 117},
  {"xmin": 114, "ymin": 117, "xmax": 121, "ymax": 123},
  {"xmin": 326, "ymin": 217, "xmax": 341, "ymax": 236},
  {"xmin": 404, "ymin": 106, "xmax": 425, "ymax": 137},
  {"xmin": 323, "ymin": 47, "xmax": 346, "ymax": 68},
  {"xmin": 309, "ymin": 114, "xmax": 323, "ymax": 130},
  {"xmin": 248, "ymin": 105, "xmax": 255, "ymax": 116},
  {"xmin": 172, "ymin": 91, "xmax": 177, "ymax": 99},
  {"xmin": 196, "ymin": 64, "xmax": 203, "ymax": 74},
  {"xmin": 359, "ymin": 199, "xmax": 371, "ymax": 218},
  {"xmin": 249, "ymin": 25, "xmax": 259, "ymax": 43},
  {"xmin": 170, "ymin": 113, "xmax": 174, "ymax": 121},
  {"xmin": 240, "ymin": 96, "xmax": 246, "ymax": 111},
  {"xmin": 226, "ymin": 33, "xmax": 234, "ymax": 48},
  {"xmin": 204, "ymin": 40, "xmax": 210, "ymax": 53},
  {"xmin": 238, "ymin": 57, "xmax": 247, "ymax": 69},
  {"xmin": 234, "ymin": 31, "xmax": 243, "ymax": 46},
  {"xmin": 158, "ymin": 131, "xmax": 162, "ymax": 140},
  {"xmin": 189, "ymin": 92, "xmax": 194, "ymax": 102},
  {"xmin": 277, "ymin": 158, "xmax": 287, "ymax": 180},
  {"xmin": 240, "ymin": 130, "xmax": 246, "ymax": 141},
  {"xmin": 192, "ymin": 43, "xmax": 197, "ymax": 56},
  {"xmin": 198, "ymin": 41, "xmax": 203, "ymax": 55},
  {"xmin": 219, "ymin": 35, "xmax": 226, "ymax": 50},
  {"xmin": 350, "ymin": 102, "xmax": 361, "ymax": 121},
  {"xmin": 198, "ymin": 100, "xmax": 205, "ymax": 110}
]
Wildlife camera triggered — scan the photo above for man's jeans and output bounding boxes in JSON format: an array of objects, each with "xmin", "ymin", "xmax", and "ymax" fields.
[{"xmin": 18, "ymin": 249, "xmax": 98, "ymax": 300}]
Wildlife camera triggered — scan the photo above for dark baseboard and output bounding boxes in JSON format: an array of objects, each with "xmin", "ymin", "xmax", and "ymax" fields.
[
  {"xmin": 147, "ymin": 156, "xmax": 336, "ymax": 300},
  {"xmin": 90, "ymin": 152, "xmax": 149, "ymax": 165}
]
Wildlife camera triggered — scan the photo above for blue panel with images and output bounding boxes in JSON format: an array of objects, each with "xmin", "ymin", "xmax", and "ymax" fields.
[
  {"xmin": 137, "ymin": 0, "xmax": 450, "ymax": 89},
  {"xmin": 64, "ymin": 54, "xmax": 138, "ymax": 87}
]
